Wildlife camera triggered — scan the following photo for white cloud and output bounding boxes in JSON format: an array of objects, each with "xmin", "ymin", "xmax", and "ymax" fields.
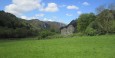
[
  {"xmin": 67, "ymin": 5, "xmax": 79, "ymax": 10},
  {"xmin": 35, "ymin": 13, "xmax": 44, "ymax": 17},
  {"xmin": 5, "ymin": 0, "xmax": 41, "ymax": 15},
  {"xmin": 21, "ymin": 15, "xmax": 36, "ymax": 20},
  {"xmin": 66, "ymin": 14, "xmax": 73, "ymax": 16},
  {"xmin": 20, "ymin": 15, "xmax": 55, "ymax": 22},
  {"xmin": 43, "ymin": 18, "xmax": 54, "ymax": 21},
  {"xmin": 40, "ymin": 3, "xmax": 59, "ymax": 12},
  {"xmin": 21, "ymin": 13, "xmax": 44, "ymax": 20},
  {"xmin": 29, "ymin": 17, "xmax": 36, "ymax": 19},
  {"xmin": 77, "ymin": 11, "xmax": 82, "ymax": 15},
  {"xmin": 82, "ymin": 2, "xmax": 90, "ymax": 6},
  {"xmin": 21, "ymin": 16, "xmax": 28, "ymax": 19}
]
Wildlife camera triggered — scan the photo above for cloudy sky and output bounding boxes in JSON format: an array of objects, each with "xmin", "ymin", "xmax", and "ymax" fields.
[{"xmin": 0, "ymin": 0, "xmax": 115, "ymax": 24}]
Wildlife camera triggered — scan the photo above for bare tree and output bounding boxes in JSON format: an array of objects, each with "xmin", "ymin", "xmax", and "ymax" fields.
[
  {"xmin": 108, "ymin": 3, "xmax": 115, "ymax": 10},
  {"xmin": 96, "ymin": 5, "xmax": 106, "ymax": 14}
]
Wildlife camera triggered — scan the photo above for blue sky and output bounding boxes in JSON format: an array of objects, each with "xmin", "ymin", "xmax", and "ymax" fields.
[{"xmin": 0, "ymin": 0, "xmax": 115, "ymax": 24}]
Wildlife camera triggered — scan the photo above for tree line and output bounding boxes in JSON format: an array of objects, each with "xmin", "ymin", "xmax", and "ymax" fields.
[
  {"xmin": 0, "ymin": 11, "xmax": 38, "ymax": 38},
  {"xmin": 76, "ymin": 4, "xmax": 115, "ymax": 36},
  {"xmin": 0, "ymin": 4, "xmax": 114, "ymax": 39},
  {"xmin": 0, "ymin": 11, "xmax": 59, "ymax": 39}
]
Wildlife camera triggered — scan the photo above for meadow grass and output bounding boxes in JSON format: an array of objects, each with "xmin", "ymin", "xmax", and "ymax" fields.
[{"xmin": 0, "ymin": 35, "xmax": 115, "ymax": 58}]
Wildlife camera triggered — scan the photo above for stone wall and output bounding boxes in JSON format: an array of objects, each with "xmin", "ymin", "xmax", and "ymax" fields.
[{"xmin": 61, "ymin": 25, "xmax": 75, "ymax": 35}]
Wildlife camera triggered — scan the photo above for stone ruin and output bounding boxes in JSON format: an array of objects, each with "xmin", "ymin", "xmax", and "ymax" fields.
[{"xmin": 60, "ymin": 20, "xmax": 77, "ymax": 35}]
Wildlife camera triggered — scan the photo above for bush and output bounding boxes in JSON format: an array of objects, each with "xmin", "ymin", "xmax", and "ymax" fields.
[
  {"xmin": 85, "ymin": 26, "xmax": 97, "ymax": 36},
  {"xmin": 77, "ymin": 13, "xmax": 96, "ymax": 32},
  {"xmin": 85, "ymin": 21, "xmax": 99, "ymax": 36},
  {"xmin": 74, "ymin": 32, "xmax": 85, "ymax": 36},
  {"xmin": 38, "ymin": 30, "xmax": 56, "ymax": 39},
  {"xmin": 0, "ymin": 26, "xmax": 39, "ymax": 39},
  {"xmin": 46, "ymin": 34, "xmax": 65, "ymax": 39}
]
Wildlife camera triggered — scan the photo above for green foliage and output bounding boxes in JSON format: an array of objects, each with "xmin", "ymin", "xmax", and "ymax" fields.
[
  {"xmin": 0, "ymin": 11, "xmax": 61, "ymax": 39},
  {"xmin": 76, "ymin": 8, "xmax": 115, "ymax": 35},
  {"xmin": 84, "ymin": 21, "xmax": 98, "ymax": 36},
  {"xmin": 0, "ymin": 11, "xmax": 38, "ymax": 38},
  {"xmin": 38, "ymin": 30, "xmax": 56, "ymax": 39},
  {"xmin": 84, "ymin": 9, "xmax": 115, "ymax": 35},
  {"xmin": 77, "ymin": 13, "xmax": 96, "ymax": 32},
  {"xmin": 110, "ymin": 21, "xmax": 115, "ymax": 33},
  {"xmin": 96, "ymin": 9, "xmax": 115, "ymax": 34},
  {"xmin": 45, "ymin": 34, "xmax": 65, "ymax": 39},
  {"xmin": 85, "ymin": 26, "xmax": 97, "ymax": 36}
]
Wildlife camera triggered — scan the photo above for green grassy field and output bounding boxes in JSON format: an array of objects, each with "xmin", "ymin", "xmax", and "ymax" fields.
[{"xmin": 0, "ymin": 35, "xmax": 115, "ymax": 58}]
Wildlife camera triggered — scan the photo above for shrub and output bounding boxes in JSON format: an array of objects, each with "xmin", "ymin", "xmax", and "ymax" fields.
[
  {"xmin": 38, "ymin": 30, "xmax": 56, "ymax": 39},
  {"xmin": 85, "ymin": 26, "xmax": 97, "ymax": 36}
]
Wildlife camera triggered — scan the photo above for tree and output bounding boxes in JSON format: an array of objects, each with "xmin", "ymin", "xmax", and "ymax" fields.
[
  {"xmin": 77, "ymin": 13, "xmax": 96, "ymax": 32},
  {"xmin": 0, "ymin": 10, "xmax": 39, "ymax": 38},
  {"xmin": 108, "ymin": 3, "xmax": 115, "ymax": 10},
  {"xmin": 96, "ymin": 5, "xmax": 106, "ymax": 14},
  {"xmin": 96, "ymin": 9, "xmax": 115, "ymax": 34},
  {"xmin": 0, "ymin": 10, "xmax": 59, "ymax": 39}
]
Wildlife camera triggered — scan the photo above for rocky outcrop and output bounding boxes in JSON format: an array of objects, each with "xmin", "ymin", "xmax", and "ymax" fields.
[{"xmin": 27, "ymin": 19, "xmax": 65, "ymax": 31}]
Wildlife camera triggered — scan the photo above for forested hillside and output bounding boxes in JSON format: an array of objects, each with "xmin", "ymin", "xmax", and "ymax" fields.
[{"xmin": 0, "ymin": 11, "xmax": 65, "ymax": 39}]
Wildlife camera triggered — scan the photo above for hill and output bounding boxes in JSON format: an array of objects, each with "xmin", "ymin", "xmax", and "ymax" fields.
[
  {"xmin": 27, "ymin": 19, "xmax": 65, "ymax": 32},
  {"xmin": 0, "ymin": 10, "xmax": 65, "ymax": 38}
]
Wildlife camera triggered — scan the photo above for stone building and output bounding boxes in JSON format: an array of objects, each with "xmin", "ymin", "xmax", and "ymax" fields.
[{"xmin": 60, "ymin": 20, "xmax": 77, "ymax": 35}]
